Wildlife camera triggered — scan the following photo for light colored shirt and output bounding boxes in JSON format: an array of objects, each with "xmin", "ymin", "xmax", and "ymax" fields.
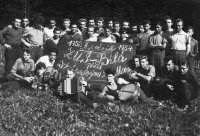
[
  {"xmin": 149, "ymin": 32, "xmax": 167, "ymax": 47},
  {"xmin": 84, "ymin": 35, "xmax": 98, "ymax": 42},
  {"xmin": 22, "ymin": 27, "xmax": 44, "ymax": 47},
  {"xmin": 169, "ymin": 30, "xmax": 191, "ymax": 50},
  {"xmin": 11, "ymin": 58, "xmax": 35, "ymax": 76},
  {"xmin": 139, "ymin": 30, "xmax": 154, "ymax": 50},
  {"xmin": 36, "ymin": 55, "xmax": 55, "ymax": 67},
  {"xmin": 98, "ymin": 35, "xmax": 116, "ymax": 43},
  {"xmin": 44, "ymin": 26, "xmax": 55, "ymax": 40}
]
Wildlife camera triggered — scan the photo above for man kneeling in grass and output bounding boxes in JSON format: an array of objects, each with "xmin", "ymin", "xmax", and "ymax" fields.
[{"xmin": 99, "ymin": 68, "xmax": 164, "ymax": 107}]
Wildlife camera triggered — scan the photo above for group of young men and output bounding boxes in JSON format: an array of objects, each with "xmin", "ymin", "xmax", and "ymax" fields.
[{"xmin": 0, "ymin": 15, "xmax": 199, "ymax": 110}]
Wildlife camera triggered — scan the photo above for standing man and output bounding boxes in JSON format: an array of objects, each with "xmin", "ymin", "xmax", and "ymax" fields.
[
  {"xmin": 138, "ymin": 20, "xmax": 154, "ymax": 56},
  {"xmin": 63, "ymin": 23, "xmax": 83, "ymax": 41},
  {"xmin": 78, "ymin": 18, "xmax": 87, "ymax": 37},
  {"xmin": 0, "ymin": 17, "xmax": 24, "ymax": 77},
  {"xmin": 169, "ymin": 19, "xmax": 191, "ymax": 65},
  {"xmin": 94, "ymin": 17, "xmax": 104, "ymax": 36},
  {"xmin": 61, "ymin": 18, "xmax": 71, "ymax": 36},
  {"xmin": 44, "ymin": 18, "xmax": 56, "ymax": 40},
  {"xmin": 187, "ymin": 26, "xmax": 198, "ymax": 72},
  {"xmin": 112, "ymin": 21, "xmax": 121, "ymax": 43},
  {"xmin": 164, "ymin": 16, "xmax": 174, "ymax": 56}
]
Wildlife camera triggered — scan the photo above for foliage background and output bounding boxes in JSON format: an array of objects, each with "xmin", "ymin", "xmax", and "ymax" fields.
[{"xmin": 0, "ymin": 0, "xmax": 200, "ymax": 42}]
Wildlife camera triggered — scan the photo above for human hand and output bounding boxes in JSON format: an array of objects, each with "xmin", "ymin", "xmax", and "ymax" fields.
[
  {"xmin": 4, "ymin": 44, "xmax": 12, "ymax": 50},
  {"xmin": 129, "ymin": 39, "xmax": 134, "ymax": 43},
  {"xmin": 24, "ymin": 77, "xmax": 34, "ymax": 83}
]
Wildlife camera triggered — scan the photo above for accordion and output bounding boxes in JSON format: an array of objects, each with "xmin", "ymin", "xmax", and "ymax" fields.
[{"xmin": 58, "ymin": 78, "xmax": 80, "ymax": 95}]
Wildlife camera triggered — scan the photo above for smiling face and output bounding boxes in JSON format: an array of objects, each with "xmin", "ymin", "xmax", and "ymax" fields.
[
  {"xmin": 79, "ymin": 21, "xmax": 86, "ymax": 29},
  {"xmin": 49, "ymin": 52, "xmax": 57, "ymax": 62},
  {"xmin": 63, "ymin": 21, "xmax": 70, "ymax": 29},
  {"xmin": 87, "ymin": 27, "xmax": 94, "ymax": 37},
  {"xmin": 66, "ymin": 70, "xmax": 75, "ymax": 79},
  {"xmin": 53, "ymin": 30, "xmax": 61, "ymax": 39},
  {"xmin": 88, "ymin": 20, "xmax": 95, "ymax": 27},
  {"xmin": 71, "ymin": 24, "xmax": 78, "ymax": 34},
  {"xmin": 122, "ymin": 22, "xmax": 129, "ymax": 28},
  {"xmin": 13, "ymin": 18, "xmax": 21, "ymax": 28},
  {"xmin": 105, "ymin": 74, "xmax": 115, "ymax": 83}
]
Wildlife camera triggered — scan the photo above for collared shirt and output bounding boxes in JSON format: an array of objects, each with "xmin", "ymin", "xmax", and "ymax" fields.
[
  {"xmin": 11, "ymin": 58, "xmax": 35, "ymax": 76},
  {"xmin": 84, "ymin": 35, "xmax": 98, "ymax": 42},
  {"xmin": 22, "ymin": 27, "xmax": 44, "ymax": 47},
  {"xmin": 190, "ymin": 38, "xmax": 198, "ymax": 56},
  {"xmin": 98, "ymin": 35, "xmax": 116, "ymax": 43},
  {"xmin": 139, "ymin": 30, "xmax": 154, "ymax": 50},
  {"xmin": 36, "ymin": 55, "xmax": 55, "ymax": 67},
  {"xmin": 44, "ymin": 26, "xmax": 56, "ymax": 40},
  {"xmin": 169, "ymin": 30, "xmax": 191, "ymax": 50},
  {"xmin": 149, "ymin": 31, "xmax": 167, "ymax": 47}
]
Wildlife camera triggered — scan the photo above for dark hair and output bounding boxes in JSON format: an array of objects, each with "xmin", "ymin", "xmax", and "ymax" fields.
[
  {"xmin": 97, "ymin": 17, "xmax": 104, "ymax": 22},
  {"xmin": 164, "ymin": 56, "xmax": 174, "ymax": 63},
  {"xmin": 22, "ymin": 17, "xmax": 29, "ymax": 21},
  {"xmin": 35, "ymin": 62, "xmax": 46, "ymax": 70},
  {"xmin": 123, "ymin": 20, "xmax": 130, "ymax": 24},
  {"xmin": 53, "ymin": 27, "xmax": 61, "ymax": 33},
  {"xmin": 13, "ymin": 17, "xmax": 22, "ymax": 21},
  {"xmin": 71, "ymin": 23, "xmax": 78, "ymax": 27},
  {"xmin": 132, "ymin": 55, "xmax": 140, "ymax": 60},
  {"xmin": 164, "ymin": 16, "xmax": 173, "ymax": 22},
  {"xmin": 176, "ymin": 19, "xmax": 184, "ymax": 25},
  {"xmin": 79, "ymin": 18, "xmax": 87, "ymax": 23},
  {"xmin": 88, "ymin": 17, "xmax": 95, "ymax": 21},
  {"xmin": 139, "ymin": 55, "xmax": 148, "ymax": 61},
  {"xmin": 87, "ymin": 26, "xmax": 95, "ymax": 31},
  {"xmin": 49, "ymin": 17, "xmax": 56, "ymax": 22},
  {"xmin": 179, "ymin": 60, "xmax": 188, "ymax": 67},
  {"xmin": 187, "ymin": 26, "xmax": 194, "ymax": 32},
  {"xmin": 131, "ymin": 23, "xmax": 138, "ymax": 27},
  {"xmin": 23, "ymin": 48, "xmax": 31, "ymax": 54},
  {"xmin": 107, "ymin": 19, "xmax": 113, "ymax": 23},
  {"xmin": 143, "ymin": 20, "xmax": 151, "ymax": 25},
  {"xmin": 114, "ymin": 21, "xmax": 121, "ymax": 27},
  {"xmin": 155, "ymin": 21, "xmax": 163, "ymax": 27},
  {"xmin": 62, "ymin": 18, "xmax": 70, "ymax": 23},
  {"xmin": 105, "ymin": 26, "xmax": 113, "ymax": 32},
  {"xmin": 65, "ymin": 66, "xmax": 75, "ymax": 73},
  {"xmin": 48, "ymin": 48, "xmax": 58, "ymax": 55},
  {"xmin": 104, "ymin": 68, "xmax": 116, "ymax": 75}
]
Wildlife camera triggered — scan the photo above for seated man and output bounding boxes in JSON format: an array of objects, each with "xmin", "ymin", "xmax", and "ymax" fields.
[
  {"xmin": 173, "ymin": 60, "xmax": 200, "ymax": 109},
  {"xmin": 129, "ymin": 55, "xmax": 156, "ymax": 97},
  {"xmin": 6, "ymin": 49, "xmax": 35, "ymax": 88},
  {"xmin": 36, "ymin": 48, "xmax": 58, "ymax": 68},
  {"xmin": 99, "ymin": 68, "xmax": 163, "ymax": 106},
  {"xmin": 56, "ymin": 67, "xmax": 98, "ymax": 108},
  {"xmin": 30, "ymin": 62, "xmax": 59, "ymax": 91}
]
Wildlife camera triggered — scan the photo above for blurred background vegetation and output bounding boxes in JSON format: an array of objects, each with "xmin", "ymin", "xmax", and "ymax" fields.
[{"xmin": 0, "ymin": 0, "xmax": 200, "ymax": 41}]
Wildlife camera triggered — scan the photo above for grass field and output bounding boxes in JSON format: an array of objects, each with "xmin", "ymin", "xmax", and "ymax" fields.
[{"xmin": 0, "ymin": 87, "xmax": 199, "ymax": 136}]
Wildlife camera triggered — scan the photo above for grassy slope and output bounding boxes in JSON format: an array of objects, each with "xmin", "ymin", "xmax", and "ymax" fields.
[{"xmin": 0, "ymin": 88, "xmax": 199, "ymax": 136}]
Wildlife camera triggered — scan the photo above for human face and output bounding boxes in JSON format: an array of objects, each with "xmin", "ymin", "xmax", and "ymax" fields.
[
  {"xmin": 113, "ymin": 24, "xmax": 120, "ymax": 32},
  {"xmin": 66, "ymin": 71, "xmax": 75, "ymax": 79},
  {"xmin": 144, "ymin": 24, "xmax": 150, "ymax": 32},
  {"xmin": 49, "ymin": 20, "xmax": 56, "ymax": 29},
  {"xmin": 176, "ymin": 21, "xmax": 183, "ymax": 32},
  {"xmin": 23, "ymin": 52, "xmax": 31, "ymax": 61},
  {"xmin": 165, "ymin": 60, "xmax": 174, "ymax": 71},
  {"xmin": 49, "ymin": 52, "xmax": 57, "ymax": 62},
  {"xmin": 133, "ymin": 58, "xmax": 140, "ymax": 67},
  {"xmin": 140, "ymin": 59, "xmax": 148, "ymax": 68},
  {"xmin": 165, "ymin": 19, "xmax": 173, "ymax": 29},
  {"xmin": 53, "ymin": 31, "xmax": 61, "ymax": 39},
  {"xmin": 131, "ymin": 26, "xmax": 137, "ymax": 32},
  {"xmin": 63, "ymin": 21, "xmax": 70, "ymax": 29},
  {"xmin": 37, "ymin": 68, "xmax": 46, "ymax": 76},
  {"xmin": 106, "ymin": 74, "xmax": 115, "ymax": 83},
  {"xmin": 156, "ymin": 24, "xmax": 162, "ymax": 33},
  {"xmin": 88, "ymin": 20, "xmax": 95, "ymax": 27},
  {"xmin": 71, "ymin": 24, "xmax": 78, "ymax": 34},
  {"xmin": 79, "ymin": 22, "xmax": 86, "ymax": 29},
  {"xmin": 187, "ymin": 29, "xmax": 194, "ymax": 37},
  {"xmin": 87, "ymin": 28, "xmax": 94, "ymax": 37},
  {"xmin": 108, "ymin": 21, "xmax": 113, "ymax": 27},
  {"xmin": 22, "ymin": 18, "xmax": 29, "ymax": 28},
  {"xmin": 139, "ymin": 25, "xmax": 144, "ymax": 33},
  {"xmin": 122, "ymin": 22, "xmax": 129, "ymax": 28},
  {"xmin": 180, "ymin": 65, "xmax": 188, "ymax": 75},
  {"xmin": 105, "ymin": 28, "xmax": 111, "ymax": 37},
  {"xmin": 13, "ymin": 18, "xmax": 21, "ymax": 29},
  {"xmin": 97, "ymin": 21, "xmax": 103, "ymax": 28}
]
